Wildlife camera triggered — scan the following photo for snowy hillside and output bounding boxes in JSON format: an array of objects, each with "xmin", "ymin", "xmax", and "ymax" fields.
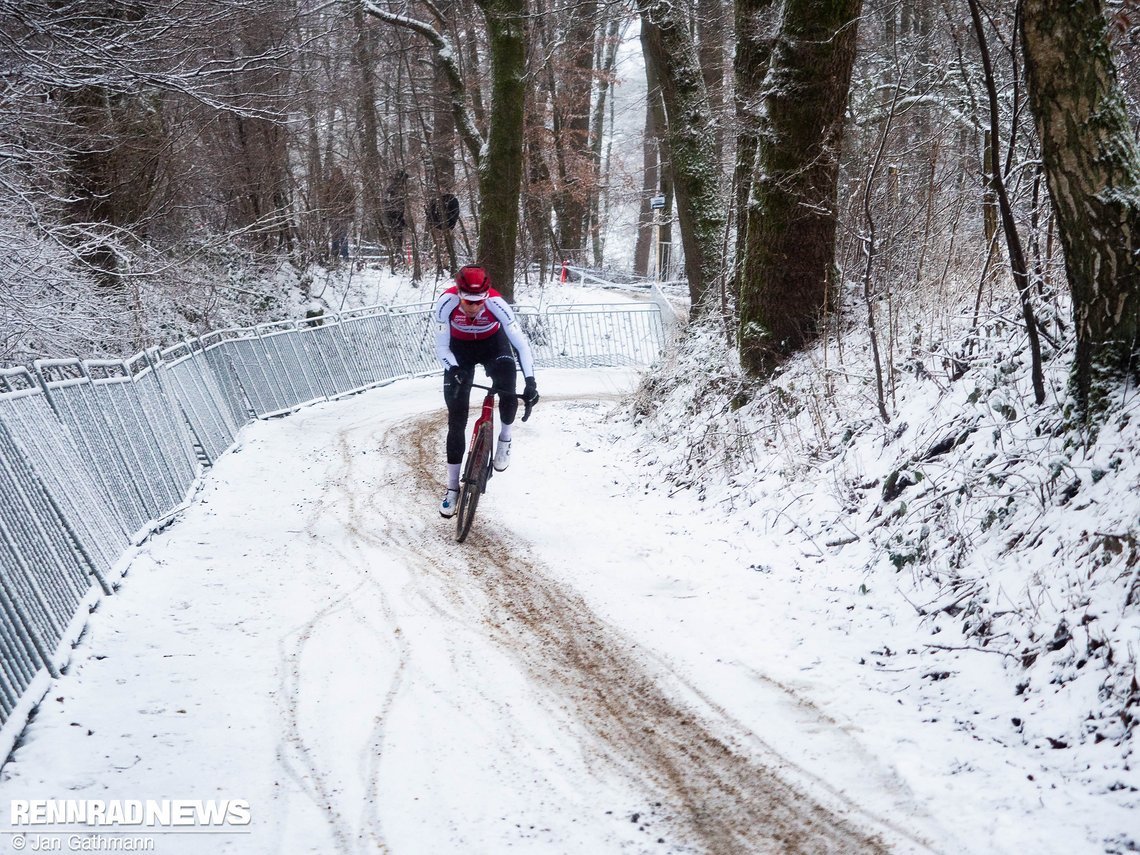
[{"xmin": 621, "ymin": 297, "xmax": 1139, "ymax": 851}]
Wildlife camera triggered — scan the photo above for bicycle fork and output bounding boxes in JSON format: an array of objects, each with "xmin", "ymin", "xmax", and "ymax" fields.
[{"xmin": 466, "ymin": 392, "xmax": 496, "ymax": 488}]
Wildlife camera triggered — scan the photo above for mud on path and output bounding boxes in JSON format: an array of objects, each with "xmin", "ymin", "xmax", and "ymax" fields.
[{"xmin": 352, "ymin": 410, "xmax": 894, "ymax": 855}]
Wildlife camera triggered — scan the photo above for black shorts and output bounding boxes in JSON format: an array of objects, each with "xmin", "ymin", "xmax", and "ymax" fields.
[
  {"xmin": 443, "ymin": 330, "xmax": 519, "ymax": 463},
  {"xmin": 450, "ymin": 329, "xmax": 515, "ymax": 370}
]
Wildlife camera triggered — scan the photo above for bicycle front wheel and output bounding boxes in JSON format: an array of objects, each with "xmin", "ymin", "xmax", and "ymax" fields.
[{"xmin": 456, "ymin": 423, "xmax": 492, "ymax": 543}]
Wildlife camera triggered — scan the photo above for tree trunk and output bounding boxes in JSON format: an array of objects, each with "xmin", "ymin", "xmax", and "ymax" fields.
[
  {"xmin": 697, "ymin": 0, "xmax": 728, "ymax": 164},
  {"xmin": 646, "ymin": 67, "xmax": 676, "ymax": 280},
  {"xmin": 523, "ymin": 20, "xmax": 554, "ymax": 280},
  {"xmin": 553, "ymin": 0, "xmax": 597, "ymax": 259},
  {"xmin": 633, "ymin": 59, "xmax": 663, "ymax": 277},
  {"xmin": 637, "ymin": 0, "xmax": 725, "ymax": 315},
  {"xmin": 367, "ymin": 0, "xmax": 525, "ymax": 293},
  {"xmin": 458, "ymin": 0, "xmax": 487, "ymax": 130},
  {"xmin": 432, "ymin": 37, "xmax": 459, "ymax": 272},
  {"xmin": 589, "ymin": 17, "xmax": 622, "ymax": 268},
  {"xmin": 429, "ymin": 0, "xmax": 459, "ymax": 197},
  {"xmin": 474, "ymin": 0, "xmax": 527, "ymax": 300},
  {"xmin": 738, "ymin": 0, "xmax": 862, "ymax": 375},
  {"xmin": 1020, "ymin": 0, "xmax": 1140, "ymax": 413},
  {"xmin": 353, "ymin": 7, "xmax": 384, "ymax": 247},
  {"xmin": 732, "ymin": 0, "xmax": 779, "ymax": 302}
]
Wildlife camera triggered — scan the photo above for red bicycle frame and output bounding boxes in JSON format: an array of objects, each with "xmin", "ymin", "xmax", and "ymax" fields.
[
  {"xmin": 454, "ymin": 381, "xmax": 533, "ymax": 543},
  {"xmin": 470, "ymin": 389, "xmax": 496, "ymax": 449}
]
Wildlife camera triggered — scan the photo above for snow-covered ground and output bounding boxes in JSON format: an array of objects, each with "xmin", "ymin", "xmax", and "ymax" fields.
[{"xmin": 0, "ymin": 269, "xmax": 1136, "ymax": 854}]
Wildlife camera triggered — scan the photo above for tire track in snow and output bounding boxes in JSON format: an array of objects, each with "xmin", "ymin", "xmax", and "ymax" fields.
[
  {"xmin": 276, "ymin": 586, "xmax": 364, "ymax": 855},
  {"xmin": 376, "ymin": 412, "xmax": 894, "ymax": 854},
  {"xmin": 275, "ymin": 425, "xmax": 416, "ymax": 855}
]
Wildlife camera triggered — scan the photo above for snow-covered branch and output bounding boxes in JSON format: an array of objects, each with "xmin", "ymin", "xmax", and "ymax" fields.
[{"xmin": 360, "ymin": 0, "xmax": 484, "ymax": 165}]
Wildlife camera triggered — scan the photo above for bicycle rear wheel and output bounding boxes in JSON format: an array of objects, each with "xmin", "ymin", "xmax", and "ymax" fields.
[{"xmin": 456, "ymin": 423, "xmax": 492, "ymax": 543}]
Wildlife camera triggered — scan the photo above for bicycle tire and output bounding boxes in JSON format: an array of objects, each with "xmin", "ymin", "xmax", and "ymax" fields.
[{"xmin": 456, "ymin": 423, "xmax": 492, "ymax": 543}]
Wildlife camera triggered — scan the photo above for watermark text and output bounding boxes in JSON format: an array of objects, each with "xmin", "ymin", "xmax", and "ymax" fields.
[{"xmin": 9, "ymin": 799, "xmax": 250, "ymax": 829}]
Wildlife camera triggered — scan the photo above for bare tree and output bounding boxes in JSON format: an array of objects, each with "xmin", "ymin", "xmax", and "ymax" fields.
[
  {"xmin": 633, "ymin": 53, "xmax": 668, "ymax": 278},
  {"xmin": 363, "ymin": 0, "xmax": 526, "ymax": 296},
  {"xmin": 0, "ymin": 0, "xmax": 314, "ymax": 355},
  {"xmin": 550, "ymin": 0, "xmax": 599, "ymax": 259},
  {"xmin": 588, "ymin": 16, "xmax": 623, "ymax": 268},
  {"xmin": 967, "ymin": 0, "xmax": 1046, "ymax": 404}
]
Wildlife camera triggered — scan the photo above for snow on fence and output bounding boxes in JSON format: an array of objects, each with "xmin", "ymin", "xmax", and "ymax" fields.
[{"xmin": 0, "ymin": 301, "xmax": 664, "ymax": 757}]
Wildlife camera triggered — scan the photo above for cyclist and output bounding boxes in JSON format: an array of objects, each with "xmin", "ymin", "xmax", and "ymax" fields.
[{"xmin": 433, "ymin": 265, "xmax": 539, "ymax": 518}]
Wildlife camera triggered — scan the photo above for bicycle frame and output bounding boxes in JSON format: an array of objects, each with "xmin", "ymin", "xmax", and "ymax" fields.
[
  {"xmin": 455, "ymin": 383, "xmax": 498, "ymax": 543},
  {"xmin": 470, "ymin": 389, "xmax": 497, "ymax": 456},
  {"xmin": 454, "ymin": 380, "xmax": 532, "ymax": 543}
]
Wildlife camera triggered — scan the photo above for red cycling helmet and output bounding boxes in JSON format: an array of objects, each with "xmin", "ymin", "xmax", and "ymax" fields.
[{"xmin": 455, "ymin": 265, "xmax": 491, "ymax": 301}]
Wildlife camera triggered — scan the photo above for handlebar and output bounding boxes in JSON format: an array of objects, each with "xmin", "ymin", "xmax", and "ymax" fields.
[{"xmin": 469, "ymin": 381, "xmax": 534, "ymax": 422}]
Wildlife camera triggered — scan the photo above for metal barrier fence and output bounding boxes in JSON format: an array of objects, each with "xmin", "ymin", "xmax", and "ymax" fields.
[
  {"xmin": 521, "ymin": 303, "xmax": 665, "ymax": 368},
  {"xmin": 0, "ymin": 301, "xmax": 663, "ymax": 754}
]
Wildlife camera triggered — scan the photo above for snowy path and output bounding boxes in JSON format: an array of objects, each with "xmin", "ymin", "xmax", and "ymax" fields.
[{"xmin": 0, "ymin": 372, "xmax": 956, "ymax": 853}]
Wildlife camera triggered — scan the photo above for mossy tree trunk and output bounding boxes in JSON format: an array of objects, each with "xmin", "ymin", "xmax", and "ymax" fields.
[
  {"xmin": 732, "ymin": 0, "xmax": 780, "ymax": 304},
  {"xmin": 474, "ymin": 0, "xmax": 527, "ymax": 300},
  {"xmin": 636, "ymin": 0, "xmax": 725, "ymax": 317},
  {"xmin": 738, "ymin": 0, "xmax": 862, "ymax": 375},
  {"xmin": 1020, "ymin": 0, "xmax": 1140, "ymax": 414}
]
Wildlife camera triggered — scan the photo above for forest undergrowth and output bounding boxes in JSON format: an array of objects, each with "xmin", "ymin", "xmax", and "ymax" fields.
[
  {"xmin": 624, "ymin": 289, "xmax": 1140, "ymax": 767},
  {"xmin": 0, "ymin": 236, "xmax": 325, "ymax": 366}
]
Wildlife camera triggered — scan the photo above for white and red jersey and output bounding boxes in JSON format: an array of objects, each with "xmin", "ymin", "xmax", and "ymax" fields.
[
  {"xmin": 433, "ymin": 285, "xmax": 536, "ymax": 376},
  {"xmin": 437, "ymin": 285, "xmax": 506, "ymax": 340}
]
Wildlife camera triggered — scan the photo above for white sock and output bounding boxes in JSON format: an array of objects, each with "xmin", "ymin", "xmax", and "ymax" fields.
[
  {"xmin": 499, "ymin": 424, "xmax": 513, "ymax": 442},
  {"xmin": 447, "ymin": 463, "xmax": 461, "ymax": 490}
]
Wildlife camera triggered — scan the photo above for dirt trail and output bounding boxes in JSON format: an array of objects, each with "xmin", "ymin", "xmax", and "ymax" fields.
[{"xmin": 362, "ymin": 412, "xmax": 895, "ymax": 854}]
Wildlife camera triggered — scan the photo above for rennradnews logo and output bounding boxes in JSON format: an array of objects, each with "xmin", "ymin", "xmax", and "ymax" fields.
[{"xmin": 10, "ymin": 799, "xmax": 251, "ymax": 828}]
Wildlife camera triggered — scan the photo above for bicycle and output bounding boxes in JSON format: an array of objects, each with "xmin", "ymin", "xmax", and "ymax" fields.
[{"xmin": 455, "ymin": 380, "xmax": 534, "ymax": 543}]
